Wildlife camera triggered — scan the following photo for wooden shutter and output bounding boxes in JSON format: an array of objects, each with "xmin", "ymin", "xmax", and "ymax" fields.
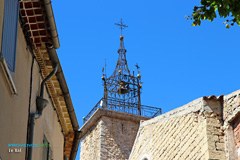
[{"xmin": 1, "ymin": 0, "xmax": 19, "ymax": 72}]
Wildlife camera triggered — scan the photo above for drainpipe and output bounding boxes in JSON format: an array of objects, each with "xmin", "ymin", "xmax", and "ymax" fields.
[
  {"xmin": 27, "ymin": 63, "xmax": 58, "ymax": 160},
  {"xmin": 69, "ymin": 130, "xmax": 81, "ymax": 160},
  {"xmin": 64, "ymin": 155, "xmax": 68, "ymax": 160},
  {"xmin": 38, "ymin": 63, "xmax": 58, "ymax": 114}
]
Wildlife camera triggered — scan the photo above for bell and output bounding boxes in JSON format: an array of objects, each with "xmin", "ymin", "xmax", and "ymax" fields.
[
  {"xmin": 117, "ymin": 81, "xmax": 128, "ymax": 94},
  {"xmin": 117, "ymin": 86, "xmax": 128, "ymax": 94}
]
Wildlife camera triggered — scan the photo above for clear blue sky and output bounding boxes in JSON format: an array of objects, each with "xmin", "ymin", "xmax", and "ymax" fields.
[{"xmin": 52, "ymin": 0, "xmax": 240, "ymax": 159}]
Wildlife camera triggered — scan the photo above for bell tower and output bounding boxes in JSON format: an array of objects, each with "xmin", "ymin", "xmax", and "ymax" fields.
[
  {"xmin": 101, "ymin": 20, "xmax": 142, "ymax": 115},
  {"xmin": 79, "ymin": 19, "xmax": 161, "ymax": 160}
]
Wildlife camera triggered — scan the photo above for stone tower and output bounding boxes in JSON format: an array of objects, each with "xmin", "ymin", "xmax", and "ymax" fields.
[{"xmin": 79, "ymin": 19, "xmax": 161, "ymax": 160}]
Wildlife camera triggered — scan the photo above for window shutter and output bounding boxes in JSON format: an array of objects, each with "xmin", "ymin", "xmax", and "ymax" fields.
[{"xmin": 1, "ymin": 0, "xmax": 19, "ymax": 72}]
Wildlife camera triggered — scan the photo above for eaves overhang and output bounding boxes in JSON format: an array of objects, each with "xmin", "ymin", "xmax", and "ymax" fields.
[
  {"xmin": 20, "ymin": 0, "xmax": 60, "ymax": 49},
  {"xmin": 19, "ymin": 1, "xmax": 79, "ymax": 159}
]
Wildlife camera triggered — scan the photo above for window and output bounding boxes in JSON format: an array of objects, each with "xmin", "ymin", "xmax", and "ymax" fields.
[
  {"xmin": 1, "ymin": 0, "xmax": 19, "ymax": 72},
  {"xmin": 43, "ymin": 136, "xmax": 53, "ymax": 160}
]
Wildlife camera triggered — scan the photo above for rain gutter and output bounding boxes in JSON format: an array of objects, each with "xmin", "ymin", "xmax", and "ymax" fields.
[
  {"xmin": 47, "ymin": 47, "xmax": 80, "ymax": 160},
  {"xmin": 43, "ymin": 0, "xmax": 60, "ymax": 49},
  {"xmin": 44, "ymin": 1, "xmax": 80, "ymax": 158}
]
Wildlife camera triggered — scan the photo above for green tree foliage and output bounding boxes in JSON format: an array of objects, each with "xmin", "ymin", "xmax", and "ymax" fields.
[{"xmin": 188, "ymin": 0, "xmax": 240, "ymax": 28}]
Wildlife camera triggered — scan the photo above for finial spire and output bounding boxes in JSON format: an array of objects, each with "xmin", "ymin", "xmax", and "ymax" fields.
[{"xmin": 114, "ymin": 19, "xmax": 128, "ymax": 35}]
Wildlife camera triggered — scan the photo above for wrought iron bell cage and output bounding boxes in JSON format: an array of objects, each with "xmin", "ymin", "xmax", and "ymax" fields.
[{"xmin": 83, "ymin": 20, "xmax": 162, "ymax": 124}]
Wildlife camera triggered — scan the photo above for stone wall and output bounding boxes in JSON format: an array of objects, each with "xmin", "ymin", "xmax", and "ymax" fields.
[
  {"xmin": 80, "ymin": 119, "xmax": 101, "ymax": 160},
  {"xmin": 79, "ymin": 109, "xmax": 147, "ymax": 160},
  {"xmin": 204, "ymin": 112, "xmax": 225, "ymax": 159},
  {"xmin": 232, "ymin": 116, "xmax": 240, "ymax": 159},
  {"xmin": 100, "ymin": 116, "xmax": 139, "ymax": 160},
  {"xmin": 129, "ymin": 97, "xmax": 225, "ymax": 160},
  {"xmin": 223, "ymin": 89, "xmax": 240, "ymax": 159},
  {"xmin": 79, "ymin": 91, "xmax": 240, "ymax": 160}
]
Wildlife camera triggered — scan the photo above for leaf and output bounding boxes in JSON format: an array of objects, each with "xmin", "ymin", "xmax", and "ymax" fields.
[
  {"xmin": 194, "ymin": 6, "xmax": 198, "ymax": 11},
  {"xmin": 190, "ymin": 0, "xmax": 240, "ymax": 28},
  {"xmin": 198, "ymin": 20, "xmax": 201, "ymax": 25}
]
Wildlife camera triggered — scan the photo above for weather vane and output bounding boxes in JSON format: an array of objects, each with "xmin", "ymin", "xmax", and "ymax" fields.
[{"xmin": 115, "ymin": 19, "xmax": 128, "ymax": 35}]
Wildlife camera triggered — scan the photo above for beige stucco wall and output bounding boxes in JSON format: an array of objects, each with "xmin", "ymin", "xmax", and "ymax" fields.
[
  {"xmin": 129, "ymin": 97, "xmax": 225, "ymax": 160},
  {"xmin": 0, "ymin": 17, "xmax": 64, "ymax": 160}
]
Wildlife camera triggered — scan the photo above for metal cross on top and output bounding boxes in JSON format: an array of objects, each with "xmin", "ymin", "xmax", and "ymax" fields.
[{"xmin": 114, "ymin": 19, "xmax": 128, "ymax": 35}]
